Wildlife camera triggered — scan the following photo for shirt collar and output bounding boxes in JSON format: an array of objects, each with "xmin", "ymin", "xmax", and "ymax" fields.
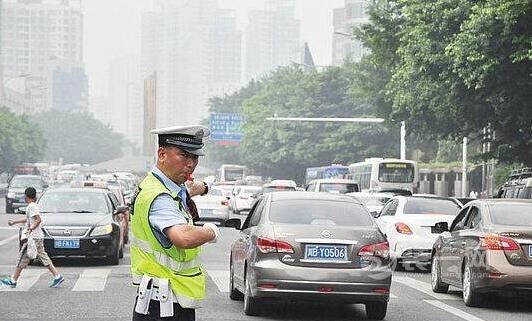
[{"xmin": 151, "ymin": 167, "xmax": 185, "ymax": 195}]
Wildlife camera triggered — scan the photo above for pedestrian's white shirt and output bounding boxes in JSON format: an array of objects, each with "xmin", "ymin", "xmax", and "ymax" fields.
[{"xmin": 26, "ymin": 202, "xmax": 44, "ymax": 239}]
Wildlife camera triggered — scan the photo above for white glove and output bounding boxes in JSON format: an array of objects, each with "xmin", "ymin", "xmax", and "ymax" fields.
[{"xmin": 203, "ymin": 223, "xmax": 219, "ymax": 243}]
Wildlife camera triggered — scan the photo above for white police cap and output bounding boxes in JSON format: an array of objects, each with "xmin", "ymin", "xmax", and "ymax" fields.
[{"xmin": 151, "ymin": 125, "xmax": 211, "ymax": 156}]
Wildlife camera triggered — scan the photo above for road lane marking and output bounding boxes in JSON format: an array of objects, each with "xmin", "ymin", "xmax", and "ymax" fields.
[
  {"xmin": 72, "ymin": 269, "xmax": 111, "ymax": 291},
  {"xmin": 208, "ymin": 270, "xmax": 229, "ymax": 293},
  {"xmin": 394, "ymin": 276, "xmax": 461, "ymax": 301},
  {"xmin": 424, "ymin": 300, "xmax": 486, "ymax": 321},
  {"xmin": 0, "ymin": 234, "xmax": 18, "ymax": 246},
  {"xmin": 0, "ymin": 269, "xmax": 45, "ymax": 292}
]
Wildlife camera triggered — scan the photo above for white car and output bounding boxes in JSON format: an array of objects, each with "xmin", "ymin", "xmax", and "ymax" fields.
[
  {"xmin": 347, "ymin": 192, "xmax": 394, "ymax": 217},
  {"xmin": 306, "ymin": 178, "xmax": 360, "ymax": 194},
  {"xmin": 192, "ymin": 188, "xmax": 230, "ymax": 225},
  {"xmin": 230, "ymin": 186, "xmax": 261, "ymax": 214},
  {"xmin": 375, "ymin": 196, "xmax": 462, "ymax": 268}
]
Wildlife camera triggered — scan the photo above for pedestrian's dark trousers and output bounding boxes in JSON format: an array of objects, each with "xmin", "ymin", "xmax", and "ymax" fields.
[{"xmin": 132, "ymin": 297, "xmax": 195, "ymax": 321}]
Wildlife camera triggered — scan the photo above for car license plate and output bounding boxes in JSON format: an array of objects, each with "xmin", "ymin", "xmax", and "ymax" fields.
[
  {"xmin": 54, "ymin": 239, "xmax": 80, "ymax": 249},
  {"xmin": 305, "ymin": 244, "xmax": 347, "ymax": 261}
]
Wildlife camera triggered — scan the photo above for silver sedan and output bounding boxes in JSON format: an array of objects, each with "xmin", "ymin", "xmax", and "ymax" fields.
[{"xmin": 229, "ymin": 191, "xmax": 392, "ymax": 319}]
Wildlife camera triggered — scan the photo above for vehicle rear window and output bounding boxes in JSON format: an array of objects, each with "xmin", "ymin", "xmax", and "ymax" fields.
[
  {"xmin": 319, "ymin": 183, "xmax": 359, "ymax": 194},
  {"xmin": 489, "ymin": 203, "xmax": 532, "ymax": 226},
  {"xmin": 403, "ymin": 198, "xmax": 460, "ymax": 215},
  {"xmin": 263, "ymin": 186, "xmax": 296, "ymax": 193},
  {"xmin": 269, "ymin": 200, "xmax": 373, "ymax": 226}
]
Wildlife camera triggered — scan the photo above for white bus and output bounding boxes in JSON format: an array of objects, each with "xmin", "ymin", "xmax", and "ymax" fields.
[
  {"xmin": 216, "ymin": 164, "xmax": 247, "ymax": 183},
  {"xmin": 348, "ymin": 158, "xmax": 418, "ymax": 193}
]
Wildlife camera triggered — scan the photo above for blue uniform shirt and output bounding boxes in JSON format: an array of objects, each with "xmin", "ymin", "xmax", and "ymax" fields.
[{"xmin": 149, "ymin": 167, "xmax": 189, "ymax": 248}]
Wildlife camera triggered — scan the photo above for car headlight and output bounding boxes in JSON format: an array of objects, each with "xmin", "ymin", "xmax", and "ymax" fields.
[
  {"xmin": 90, "ymin": 224, "xmax": 113, "ymax": 236},
  {"xmin": 7, "ymin": 192, "xmax": 15, "ymax": 198}
]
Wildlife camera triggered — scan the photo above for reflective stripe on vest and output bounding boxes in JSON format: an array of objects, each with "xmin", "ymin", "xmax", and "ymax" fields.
[
  {"xmin": 131, "ymin": 274, "xmax": 202, "ymax": 309},
  {"xmin": 131, "ymin": 236, "xmax": 199, "ymax": 272}
]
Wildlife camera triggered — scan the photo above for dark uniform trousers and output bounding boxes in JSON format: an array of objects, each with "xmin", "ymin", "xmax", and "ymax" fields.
[{"xmin": 132, "ymin": 297, "xmax": 195, "ymax": 321}]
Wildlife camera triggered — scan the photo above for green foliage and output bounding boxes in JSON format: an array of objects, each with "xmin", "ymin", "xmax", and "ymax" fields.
[
  {"xmin": 31, "ymin": 111, "xmax": 124, "ymax": 165},
  {"xmin": 358, "ymin": 0, "xmax": 532, "ymax": 165},
  {"xmin": 239, "ymin": 66, "xmax": 397, "ymax": 182},
  {"xmin": 0, "ymin": 107, "xmax": 46, "ymax": 173}
]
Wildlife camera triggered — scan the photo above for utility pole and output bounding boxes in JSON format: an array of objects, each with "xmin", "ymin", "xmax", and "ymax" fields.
[
  {"xmin": 400, "ymin": 121, "xmax": 406, "ymax": 160},
  {"xmin": 462, "ymin": 137, "xmax": 468, "ymax": 197}
]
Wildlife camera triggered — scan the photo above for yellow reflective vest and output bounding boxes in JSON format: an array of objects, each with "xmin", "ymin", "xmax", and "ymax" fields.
[{"xmin": 130, "ymin": 173, "xmax": 205, "ymax": 308}]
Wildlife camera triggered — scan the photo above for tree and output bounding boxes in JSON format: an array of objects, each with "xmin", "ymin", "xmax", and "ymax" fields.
[
  {"xmin": 358, "ymin": 0, "xmax": 532, "ymax": 165},
  {"xmin": 240, "ymin": 65, "xmax": 398, "ymax": 182},
  {"xmin": 0, "ymin": 107, "xmax": 46, "ymax": 173},
  {"xmin": 32, "ymin": 111, "xmax": 124, "ymax": 164}
]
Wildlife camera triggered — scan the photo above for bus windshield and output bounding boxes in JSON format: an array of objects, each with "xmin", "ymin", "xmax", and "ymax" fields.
[{"xmin": 378, "ymin": 163, "xmax": 415, "ymax": 183}]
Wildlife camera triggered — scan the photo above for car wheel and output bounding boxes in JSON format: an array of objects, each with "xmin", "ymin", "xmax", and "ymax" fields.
[
  {"xmin": 106, "ymin": 244, "xmax": 120, "ymax": 265},
  {"xmin": 431, "ymin": 254, "xmax": 449, "ymax": 293},
  {"xmin": 462, "ymin": 264, "xmax": 482, "ymax": 307},
  {"xmin": 229, "ymin": 257, "xmax": 243, "ymax": 301},
  {"xmin": 243, "ymin": 267, "xmax": 260, "ymax": 316},
  {"xmin": 365, "ymin": 301, "xmax": 387, "ymax": 320}
]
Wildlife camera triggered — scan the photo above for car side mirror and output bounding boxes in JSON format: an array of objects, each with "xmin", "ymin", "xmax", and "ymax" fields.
[
  {"xmin": 226, "ymin": 196, "xmax": 231, "ymax": 200},
  {"xmin": 224, "ymin": 218, "xmax": 241, "ymax": 230},
  {"xmin": 432, "ymin": 222, "xmax": 449, "ymax": 233},
  {"xmin": 370, "ymin": 211, "xmax": 380, "ymax": 218}
]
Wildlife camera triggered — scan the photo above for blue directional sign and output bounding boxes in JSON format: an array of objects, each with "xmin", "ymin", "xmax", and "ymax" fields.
[{"xmin": 209, "ymin": 113, "xmax": 243, "ymax": 143}]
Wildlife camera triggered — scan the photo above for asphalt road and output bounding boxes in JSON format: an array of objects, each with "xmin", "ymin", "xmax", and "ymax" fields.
[{"xmin": 1, "ymin": 199, "xmax": 531, "ymax": 321}]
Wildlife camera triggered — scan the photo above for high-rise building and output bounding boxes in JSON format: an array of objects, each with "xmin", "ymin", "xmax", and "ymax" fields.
[
  {"xmin": 332, "ymin": 0, "xmax": 369, "ymax": 65},
  {"xmin": 0, "ymin": 0, "xmax": 84, "ymax": 113},
  {"xmin": 141, "ymin": 1, "xmax": 241, "ymax": 128},
  {"xmin": 245, "ymin": 0, "xmax": 300, "ymax": 82},
  {"xmin": 107, "ymin": 56, "xmax": 142, "ymax": 149},
  {"xmin": 51, "ymin": 63, "xmax": 87, "ymax": 112}
]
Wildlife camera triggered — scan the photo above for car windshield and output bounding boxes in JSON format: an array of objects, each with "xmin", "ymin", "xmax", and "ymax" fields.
[
  {"xmin": 354, "ymin": 195, "xmax": 391, "ymax": 207},
  {"xmin": 209, "ymin": 189, "xmax": 224, "ymax": 197},
  {"xmin": 39, "ymin": 191, "xmax": 110, "ymax": 214},
  {"xmin": 269, "ymin": 200, "xmax": 373, "ymax": 226},
  {"xmin": 403, "ymin": 198, "xmax": 461, "ymax": 215},
  {"xmin": 489, "ymin": 203, "xmax": 532, "ymax": 226},
  {"xmin": 319, "ymin": 183, "xmax": 359, "ymax": 194},
  {"xmin": 9, "ymin": 176, "xmax": 43, "ymax": 188}
]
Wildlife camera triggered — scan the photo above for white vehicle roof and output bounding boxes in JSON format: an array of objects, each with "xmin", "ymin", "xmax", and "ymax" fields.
[{"xmin": 309, "ymin": 178, "xmax": 359, "ymax": 184}]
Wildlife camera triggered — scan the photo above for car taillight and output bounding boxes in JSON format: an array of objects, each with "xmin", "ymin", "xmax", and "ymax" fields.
[
  {"xmin": 480, "ymin": 234, "xmax": 520, "ymax": 251},
  {"xmin": 395, "ymin": 222, "xmax": 413, "ymax": 235},
  {"xmin": 221, "ymin": 200, "xmax": 229, "ymax": 206},
  {"xmin": 256, "ymin": 236, "xmax": 294, "ymax": 254},
  {"xmin": 358, "ymin": 242, "xmax": 389, "ymax": 258}
]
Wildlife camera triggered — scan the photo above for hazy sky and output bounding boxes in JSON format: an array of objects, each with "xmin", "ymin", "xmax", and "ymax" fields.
[{"xmin": 84, "ymin": 0, "xmax": 344, "ymax": 96}]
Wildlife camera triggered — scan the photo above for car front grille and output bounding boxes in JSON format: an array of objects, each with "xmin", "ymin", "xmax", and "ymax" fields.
[{"xmin": 44, "ymin": 227, "xmax": 90, "ymax": 238}]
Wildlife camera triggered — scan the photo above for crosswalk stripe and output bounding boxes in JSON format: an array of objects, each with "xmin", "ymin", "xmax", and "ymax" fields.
[
  {"xmin": 72, "ymin": 269, "xmax": 111, "ymax": 291},
  {"xmin": 207, "ymin": 270, "xmax": 229, "ymax": 293},
  {"xmin": 0, "ymin": 269, "xmax": 45, "ymax": 292},
  {"xmin": 424, "ymin": 300, "xmax": 486, "ymax": 321},
  {"xmin": 394, "ymin": 276, "xmax": 461, "ymax": 301},
  {"xmin": 0, "ymin": 234, "xmax": 18, "ymax": 246}
]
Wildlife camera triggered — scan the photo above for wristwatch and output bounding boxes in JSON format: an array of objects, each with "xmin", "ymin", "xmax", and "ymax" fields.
[{"xmin": 200, "ymin": 181, "xmax": 209, "ymax": 196}]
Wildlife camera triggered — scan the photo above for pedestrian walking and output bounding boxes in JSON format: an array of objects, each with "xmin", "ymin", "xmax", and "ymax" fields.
[
  {"xmin": 131, "ymin": 125, "xmax": 218, "ymax": 321},
  {"xmin": 1, "ymin": 187, "xmax": 64, "ymax": 289}
]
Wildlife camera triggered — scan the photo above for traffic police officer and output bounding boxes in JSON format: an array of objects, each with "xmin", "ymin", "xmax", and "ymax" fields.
[{"xmin": 131, "ymin": 125, "xmax": 219, "ymax": 321}]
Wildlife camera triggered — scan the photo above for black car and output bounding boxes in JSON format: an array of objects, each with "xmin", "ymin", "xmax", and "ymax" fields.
[
  {"xmin": 33, "ymin": 188, "xmax": 128, "ymax": 265},
  {"xmin": 5, "ymin": 175, "xmax": 47, "ymax": 213}
]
